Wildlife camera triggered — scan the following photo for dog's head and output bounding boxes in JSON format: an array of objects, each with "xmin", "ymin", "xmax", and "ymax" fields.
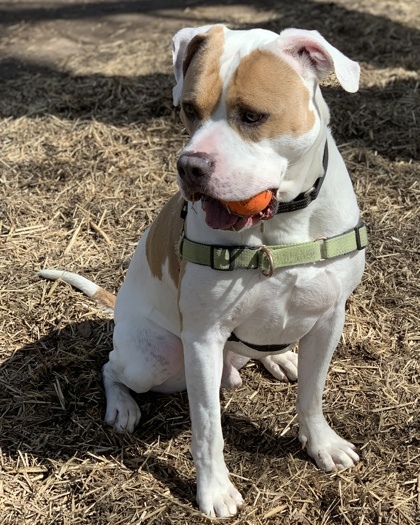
[{"xmin": 172, "ymin": 25, "xmax": 359, "ymax": 231}]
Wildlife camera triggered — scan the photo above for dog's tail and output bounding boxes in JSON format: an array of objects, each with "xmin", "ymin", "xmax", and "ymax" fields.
[{"xmin": 38, "ymin": 269, "xmax": 116, "ymax": 315}]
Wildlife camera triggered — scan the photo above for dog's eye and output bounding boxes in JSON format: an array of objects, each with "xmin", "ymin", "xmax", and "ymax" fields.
[
  {"xmin": 241, "ymin": 110, "xmax": 266, "ymax": 125},
  {"xmin": 182, "ymin": 103, "xmax": 197, "ymax": 120}
]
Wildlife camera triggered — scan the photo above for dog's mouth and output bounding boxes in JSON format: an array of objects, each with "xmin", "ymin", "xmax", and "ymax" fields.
[{"xmin": 197, "ymin": 192, "xmax": 278, "ymax": 231}]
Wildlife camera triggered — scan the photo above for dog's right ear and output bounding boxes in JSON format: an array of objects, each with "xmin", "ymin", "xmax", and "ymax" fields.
[{"xmin": 171, "ymin": 25, "xmax": 213, "ymax": 106}]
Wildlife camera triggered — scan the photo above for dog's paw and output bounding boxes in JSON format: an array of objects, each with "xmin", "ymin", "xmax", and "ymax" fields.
[
  {"xmin": 299, "ymin": 425, "xmax": 359, "ymax": 472},
  {"xmin": 260, "ymin": 350, "xmax": 298, "ymax": 382},
  {"xmin": 104, "ymin": 390, "xmax": 141, "ymax": 433},
  {"xmin": 221, "ymin": 363, "xmax": 243, "ymax": 390},
  {"xmin": 197, "ymin": 477, "xmax": 243, "ymax": 518}
]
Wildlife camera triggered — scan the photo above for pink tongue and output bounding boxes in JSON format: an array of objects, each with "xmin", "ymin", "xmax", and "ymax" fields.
[{"xmin": 201, "ymin": 198, "xmax": 242, "ymax": 230}]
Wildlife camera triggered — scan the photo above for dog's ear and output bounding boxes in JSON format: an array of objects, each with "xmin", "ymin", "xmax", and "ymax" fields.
[
  {"xmin": 274, "ymin": 28, "xmax": 360, "ymax": 93},
  {"xmin": 171, "ymin": 25, "xmax": 214, "ymax": 106}
]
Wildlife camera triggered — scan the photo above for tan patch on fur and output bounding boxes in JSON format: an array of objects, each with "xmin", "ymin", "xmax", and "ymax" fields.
[
  {"xmin": 180, "ymin": 25, "xmax": 225, "ymax": 131},
  {"xmin": 226, "ymin": 49, "xmax": 315, "ymax": 140},
  {"xmin": 93, "ymin": 288, "xmax": 116, "ymax": 311},
  {"xmin": 145, "ymin": 193, "xmax": 184, "ymax": 287}
]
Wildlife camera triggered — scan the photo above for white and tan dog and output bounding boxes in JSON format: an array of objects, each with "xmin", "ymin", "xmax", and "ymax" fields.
[{"xmin": 39, "ymin": 25, "xmax": 367, "ymax": 517}]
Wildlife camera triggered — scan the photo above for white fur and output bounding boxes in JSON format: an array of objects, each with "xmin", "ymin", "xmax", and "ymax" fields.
[
  {"xmin": 38, "ymin": 269, "xmax": 99, "ymax": 297},
  {"xmin": 42, "ymin": 26, "xmax": 365, "ymax": 518}
]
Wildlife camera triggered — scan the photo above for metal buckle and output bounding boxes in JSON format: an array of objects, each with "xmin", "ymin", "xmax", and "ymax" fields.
[
  {"xmin": 258, "ymin": 245, "xmax": 274, "ymax": 277},
  {"xmin": 303, "ymin": 185, "xmax": 316, "ymax": 198},
  {"xmin": 354, "ymin": 224, "xmax": 364, "ymax": 250}
]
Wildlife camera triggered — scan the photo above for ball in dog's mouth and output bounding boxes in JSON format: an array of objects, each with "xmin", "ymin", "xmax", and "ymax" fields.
[
  {"xmin": 199, "ymin": 190, "xmax": 277, "ymax": 231},
  {"xmin": 219, "ymin": 190, "xmax": 273, "ymax": 216}
]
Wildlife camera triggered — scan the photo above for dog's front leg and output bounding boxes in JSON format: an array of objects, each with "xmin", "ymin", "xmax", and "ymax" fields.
[
  {"xmin": 182, "ymin": 332, "xmax": 243, "ymax": 517},
  {"xmin": 297, "ymin": 305, "xmax": 360, "ymax": 472}
]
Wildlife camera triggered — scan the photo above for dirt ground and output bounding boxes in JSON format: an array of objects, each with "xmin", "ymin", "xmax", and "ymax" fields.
[{"xmin": 0, "ymin": 1, "xmax": 419, "ymax": 524}]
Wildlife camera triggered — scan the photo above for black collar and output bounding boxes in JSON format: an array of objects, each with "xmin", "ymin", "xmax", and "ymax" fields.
[{"xmin": 276, "ymin": 140, "xmax": 329, "ymax": 214}]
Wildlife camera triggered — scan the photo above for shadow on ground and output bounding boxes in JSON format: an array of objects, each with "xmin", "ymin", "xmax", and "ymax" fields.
[
  {"xmin": 0, "ymin": 318, "xmax": 307, "ymax": 503},
  {"xmin": 0, "ymin": 1, "xmax": 418, "ymax": 161}
]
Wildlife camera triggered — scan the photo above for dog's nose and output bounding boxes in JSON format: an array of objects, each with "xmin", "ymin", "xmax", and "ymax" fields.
[{"xmin": 177, "ymin": 153, "xmax": 215, "ymax": 183}]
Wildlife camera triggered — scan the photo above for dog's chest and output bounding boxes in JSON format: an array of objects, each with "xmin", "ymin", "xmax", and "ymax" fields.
[{"xmin": 230, "ymin": 265, "xmax": 341, "ymax": 344}]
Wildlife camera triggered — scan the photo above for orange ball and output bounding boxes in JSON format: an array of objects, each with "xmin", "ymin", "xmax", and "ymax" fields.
[{"xmin": 220, "ymin": 190, "xmax": 272, "ymax": 216}]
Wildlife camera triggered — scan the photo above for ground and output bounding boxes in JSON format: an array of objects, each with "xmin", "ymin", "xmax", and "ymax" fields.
[{"xmin": 0, "ymin": 1, "xmax": 419, "ymax": 524}]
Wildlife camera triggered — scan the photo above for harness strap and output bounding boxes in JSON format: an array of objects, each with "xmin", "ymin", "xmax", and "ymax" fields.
[
  {"xmin": 228, "ymin": 332, "xmax": 292, "ymax": 353},
  {"xmin": 177, "ymin": 221, "xmax": 367, "ymax": 275}
]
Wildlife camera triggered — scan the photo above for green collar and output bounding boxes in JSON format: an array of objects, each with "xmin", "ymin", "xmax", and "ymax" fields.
[{"xmin": 177, "ymin": 221, "xmax": 367, "ymax": 277}]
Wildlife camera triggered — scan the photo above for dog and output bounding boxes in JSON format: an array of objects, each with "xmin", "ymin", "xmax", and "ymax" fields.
[{"xmin": 39, "ymin": 25, "xmax": 367, "ymax": 518}]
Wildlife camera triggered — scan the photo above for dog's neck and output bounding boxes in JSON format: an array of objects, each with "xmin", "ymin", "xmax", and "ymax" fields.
[
  {"xmin": 279, "ymin": 87, "xmax": 330, "ymax": 202},
  {"xmin": 277, "ymin": 132, "xmax": 328, "ymax": 205}
]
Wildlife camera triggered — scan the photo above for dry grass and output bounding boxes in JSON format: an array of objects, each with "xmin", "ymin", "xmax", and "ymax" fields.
[{"xmin": 0, "ymin": 1, "xmax": 419, "ymax": 524}]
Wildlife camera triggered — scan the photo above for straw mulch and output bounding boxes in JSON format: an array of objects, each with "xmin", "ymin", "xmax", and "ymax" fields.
[{"xmin": 0, "ymin": 1, "xmax": 418, "ymax": 524}]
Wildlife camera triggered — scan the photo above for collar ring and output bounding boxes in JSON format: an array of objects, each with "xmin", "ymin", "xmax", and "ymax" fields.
[{"xmin": 258, "ymin": 245, "xmax": 275, "ymax": 278}]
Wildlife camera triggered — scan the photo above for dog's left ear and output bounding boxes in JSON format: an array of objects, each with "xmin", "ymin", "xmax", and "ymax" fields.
[
  {"xmin": 171, "ymin": 25, "xmax": 214, "ymax": 106},
  {"xmin": 274, "ymin": 28, "xmax": 360, "ymax": 93}
]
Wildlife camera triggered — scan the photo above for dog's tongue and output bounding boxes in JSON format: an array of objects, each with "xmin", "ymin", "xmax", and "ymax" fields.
[{"xmin": 201, "ymin": 198, "xmax": 246, "ymax": 230}]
